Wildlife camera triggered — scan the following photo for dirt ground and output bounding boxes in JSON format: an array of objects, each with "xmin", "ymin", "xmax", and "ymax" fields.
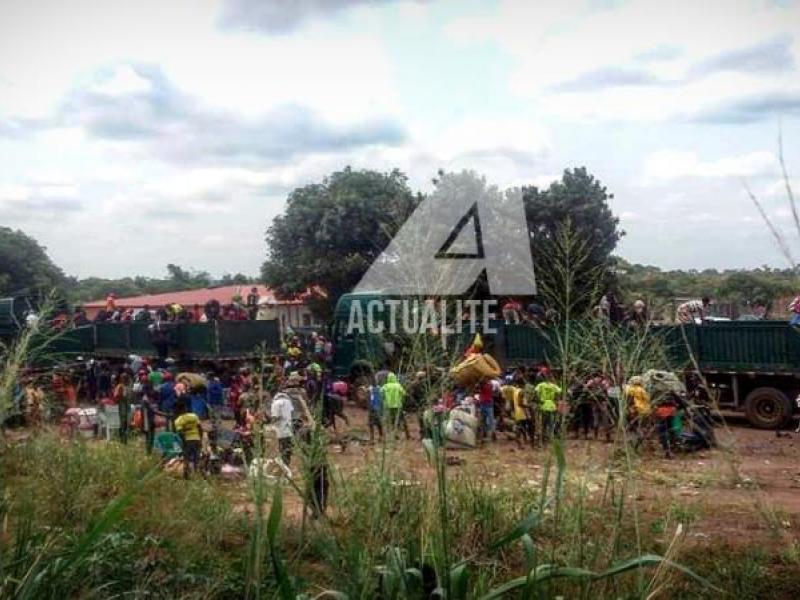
[
  {"xmin": 12, "ymin": 406, "xmax": 800, "ymax": 551},
  {"xmin": 319, "ymin": 407, "xmax": 800, "ymax": 549}
]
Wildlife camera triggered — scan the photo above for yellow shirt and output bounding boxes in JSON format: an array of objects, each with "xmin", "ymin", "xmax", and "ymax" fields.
[
  {"xmin": 174, "ymin": 413, "xmax": 202, "ymax": 441},
  {"xmin": 502, "ymin": 385, "xmax": 527, "ymax": 421},
  {"xmin": 625, "ymin": 384, "xmax": 651, "ymax": 416}
]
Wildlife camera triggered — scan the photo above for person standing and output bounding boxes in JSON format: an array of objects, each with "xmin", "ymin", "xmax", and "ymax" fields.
[
  {"xmin": 97, "ymin": 363, "xmax": 112, "ymax": 401},
  {"xmin": 174, "ymin": 401, "xmax": 202, "ymax": 478},
  {"xmin": 85, "ymin": 361, "xmax": 98, "ymax": 402},
  {"xmin": 24, "ymin": 380, "xmax": 45, "ymax": 430},
  {"xmin": 141, "ymin": 379, "xmax": 158, "ymax": 454},
  {"xmin": 246, "ymin": 287, "xmax": 260, "ymax": 320},
  {"xmin": 270, "ymin": 391, "xmax": 295, "ymax": 465},
  {"xmin": 534, "ymin": 376, "xmax": 562, "ymax": 443},
  {"xmin": 381, "ymin": 373, "xmax": 409, "ymax": 440},
  {"xmin": 367, "ymin": 379, "xmax": 384, "ymax": 443},
  {"xmin": 113, "ymin": 372, "xmax": 132, "ymax": 444},
  {"xmin": 283, "ymin": 372, "xmax": 314, "ymax": 430},
  {"xmin": 477, "ymin": 379, "xmax": 497, "ymax": 442},
  {"xmin": 206, "ymin": 374, "xmax": 224, "ymax": 415},
  {"xmin": 148, "ymin": 368, "xmax": 163, "ymax": 391},
  {"xmin": 159, "ymin": 373, "xmax": 177, "ymax": 432},
  {"xmin": 304, "ymin": 365, "xmax": 321, "ymax": 408}
]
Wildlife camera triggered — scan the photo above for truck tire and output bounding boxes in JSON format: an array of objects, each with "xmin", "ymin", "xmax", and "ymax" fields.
[{"xmin": 744, "ymin": 387, "xmax": 792, "ymax": 429}]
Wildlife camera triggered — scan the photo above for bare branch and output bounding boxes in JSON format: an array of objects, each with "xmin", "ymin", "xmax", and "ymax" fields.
[
  {"xmin": 743, "ymin": 179, "xmax": 797, "ymax": 270},
  {"xmin": 778, "ymin": 125, "xmax": 799, "ymax": 243}
]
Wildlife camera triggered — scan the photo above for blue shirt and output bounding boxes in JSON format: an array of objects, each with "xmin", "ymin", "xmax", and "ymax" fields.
[
  {"xmin": 368, "ymin": 385, "xmax": 383, "ymax": 413},
  {"xmin": 190, "ymin": 393, "xmax": 208, "ymax": 419},
  {"xmin": 159, "ymin": 381, "xmax": 177, "ymax": 412},
  {"xmin": 207, "ymin": 381, "xmax": 224, "ymax": 406}
]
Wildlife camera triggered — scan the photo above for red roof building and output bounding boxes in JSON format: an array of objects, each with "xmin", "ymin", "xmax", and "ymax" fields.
[{"xmin": 83, "ymin": 285, "xmax": 320, "ymax": 330}]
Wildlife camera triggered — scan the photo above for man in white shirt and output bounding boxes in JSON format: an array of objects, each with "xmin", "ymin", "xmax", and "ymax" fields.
[{"xmin": 270, "ymin": 392, "xmax": 294, "ymax": 465}]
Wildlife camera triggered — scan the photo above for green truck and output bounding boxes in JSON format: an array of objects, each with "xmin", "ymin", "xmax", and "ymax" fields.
[
  {"xmin": 503, "ymin": 320, "xmax": 800, "ymax": 429},
  {"xmin": 0, "ymin": 296, "xmax": 34, "ymax": 338},
  {"xmin": 331, "ymin": 293, "xmax": 800, "ymax": 429},
  {"xmin": 1, "ymin": 296, "xmax": 281, "ymax": 361}
]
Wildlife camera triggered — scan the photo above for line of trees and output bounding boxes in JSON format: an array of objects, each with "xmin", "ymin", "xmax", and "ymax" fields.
[
  {"xmin": 0, "ymin": 226, "xmax": 254, "ymax": 303},
  {"xmin": 3, "ymin": 165, "xmax": 797, "ymax": 318}
]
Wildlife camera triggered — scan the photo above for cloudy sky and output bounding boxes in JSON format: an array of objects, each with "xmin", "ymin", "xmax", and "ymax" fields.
[{"xmin": 1, "ymin": 0, "xmax": 799, "ymax": 279}]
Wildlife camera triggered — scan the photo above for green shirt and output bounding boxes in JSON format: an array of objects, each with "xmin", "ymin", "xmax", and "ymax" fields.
[
  {"xmin": 381, "ymin": 374, "xmax": 406, "ymax": 409},
  {"xmin": 535, "ymin": 382, "xmax": 562, "ymax": 412}
]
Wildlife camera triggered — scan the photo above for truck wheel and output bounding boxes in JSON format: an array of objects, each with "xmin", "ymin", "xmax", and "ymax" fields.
[{"xmin": 744, "ymin": 387, "xmax": 792, "ymax": 429}]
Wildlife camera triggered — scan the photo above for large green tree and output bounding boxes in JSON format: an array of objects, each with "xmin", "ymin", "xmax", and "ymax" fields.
[
  {"xmin": 261, "ymin": 167, "xmax": 421, "ymax": 318},
  {"xmin": 523, "ymin": 168, "xmax": 623, "ymax": 311},
  {"xmin": 0, "ymin": 227, "xmax": 66, "ymax": 296}
]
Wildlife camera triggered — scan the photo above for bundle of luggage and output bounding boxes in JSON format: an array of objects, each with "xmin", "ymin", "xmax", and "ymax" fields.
[{"xmin": 444, "ymin": 407, "xmax": 479, "ymax": 448}]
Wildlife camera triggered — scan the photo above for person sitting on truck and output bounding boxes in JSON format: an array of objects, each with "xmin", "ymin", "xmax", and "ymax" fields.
[
  {"xmin": 502, "ymin": 298, "xmax": 522, "ymax": 324},
  {"xmin": 676, "ymin": 297, "xmax": 710, "ymax": 324},
  {"xmin": 625, "ymin": 300, "xmax": 648, "ymax": 328},
  {"xmin": 246, "ymin": 287, "xmax": 260, "ymax": 320},
  {"xmin": 787, "ymin": 294, "xmax": 800, "ymax": 325},
  {"xmin": 73, "ymin": 307, "xmax": 89, "ymax": 326}
]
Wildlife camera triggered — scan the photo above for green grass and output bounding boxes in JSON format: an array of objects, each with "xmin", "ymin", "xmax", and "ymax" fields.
[{"xmin": 1, "ymin": 431, "xmax": 798, "ymax": 598}]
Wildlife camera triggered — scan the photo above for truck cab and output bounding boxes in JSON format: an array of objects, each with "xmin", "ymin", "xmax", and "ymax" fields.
[{"xmin": 0, "ymin": 295, "xmax": 34, "ymax": 339}]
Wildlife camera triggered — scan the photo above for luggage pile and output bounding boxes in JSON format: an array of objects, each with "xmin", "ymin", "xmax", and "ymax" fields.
[
  {"xmin": 443, "ymin": 335, "xmax": 501, "ymax": 448},
  {"xmin": 444, "ymin": 407, "xmax": 479, "ymax": 448}
]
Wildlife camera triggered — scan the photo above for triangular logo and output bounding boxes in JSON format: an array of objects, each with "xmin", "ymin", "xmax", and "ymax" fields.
[{"xmin": 435, "ymin": 203, "xmax": 484, "ymax": 259}]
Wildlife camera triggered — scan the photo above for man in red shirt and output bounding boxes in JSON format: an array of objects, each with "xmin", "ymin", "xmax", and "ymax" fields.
[{"xmin": 477, "ymin": 379, "xmax": 497, "ymax": 442}]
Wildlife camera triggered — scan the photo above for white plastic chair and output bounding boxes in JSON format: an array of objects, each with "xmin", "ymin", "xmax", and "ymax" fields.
[{"xmin": 100, "ymin": 404, "xmax": 121, "ymax": 441}]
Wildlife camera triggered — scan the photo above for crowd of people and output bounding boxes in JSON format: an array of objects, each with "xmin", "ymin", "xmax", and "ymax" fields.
[
  {"xmin": 501, "ymin": 294, "xmax": 652, "ymax": 328},
  {"xmin": 355, "ymin": 360, "xmax": 712, "ymax": 459},
  {"xmin": 12, "ymin": 296, "xmax": 721, "ymax": 512},
  {"xmin": 69, "ymin": 287, "xmax": 266, "ymax": 326}
]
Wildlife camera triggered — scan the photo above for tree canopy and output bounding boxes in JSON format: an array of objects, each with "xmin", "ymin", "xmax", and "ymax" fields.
[
  {"xmin": 523, "ymin": 167, "xmax": 624, "ymax": 309},
  {"xmin": 617, "ymin": 258, "xmax": 798, "ymax": 316},
  {"xmin": 0, "ymin": 227, "xmax": 66, "ymax": 296},
  {"xmin": 261, "ymin": 167, "xmax": 421, "ymax": 318}
]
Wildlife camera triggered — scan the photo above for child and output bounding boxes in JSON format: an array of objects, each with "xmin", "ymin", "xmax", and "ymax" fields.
[
  {"xmin": 174, "ymin": 401, "xmax": 202, "ymax": 478},
  {"xmin": 654, "ymin": 392, "xmax": 679, "ymax": 459}
]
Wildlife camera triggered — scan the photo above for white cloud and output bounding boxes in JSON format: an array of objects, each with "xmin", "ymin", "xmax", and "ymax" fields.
[
  {"xmin": 447, "ymin": 0, "xmax": 800, "ymax": 122},
  {"xmin": 643, "ymin": 150, "xmax": 778, "ymax": 180},
  {"xmin": 91, "ymin": 64, "xmax": 153, "ymax": 97}
]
